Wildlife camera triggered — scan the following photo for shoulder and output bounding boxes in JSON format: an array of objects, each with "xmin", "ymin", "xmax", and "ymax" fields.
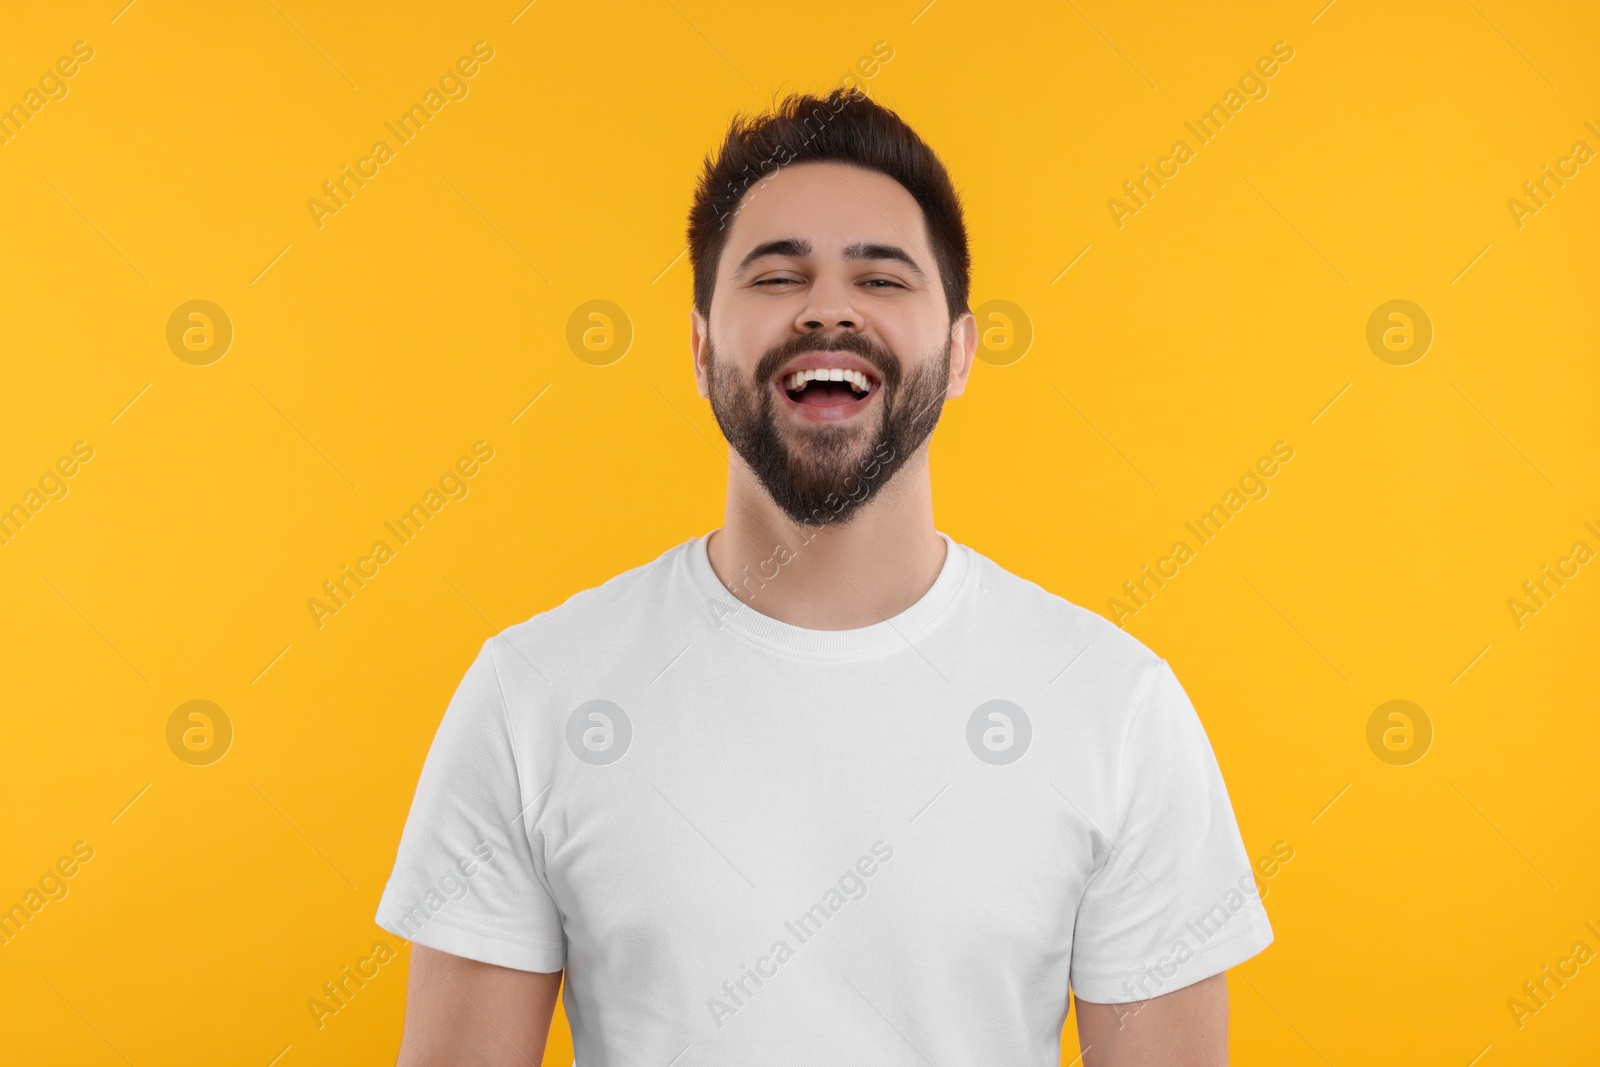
[
  {"xmin": 954, "ymin": 541, "xmax": 1180, "ymax": 760},
  {"xmin": 483, "ymin": 537, "xmax": 695, "ymax": 678},
  {"xmin": 959, "ymin": 541, "xmax": 1167, "ymax": 683}
]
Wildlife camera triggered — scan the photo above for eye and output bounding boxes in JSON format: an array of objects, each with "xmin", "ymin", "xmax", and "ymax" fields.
[
  {"xmin": 754, "ymin": 276, "xmax": 799, "ymax": 287},
  {"xmin": 862, "ymin": 278, "xmax": 905, "ymax": 289}
]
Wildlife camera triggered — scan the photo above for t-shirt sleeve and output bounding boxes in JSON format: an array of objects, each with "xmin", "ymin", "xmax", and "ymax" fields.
[
  {"xmin": 1068, "ymin": 657, "xmax": 1272, "ymax": 1003},
  {"xmin": 374, "ymin": 636, "xmax": 566, "ymax": 972}
]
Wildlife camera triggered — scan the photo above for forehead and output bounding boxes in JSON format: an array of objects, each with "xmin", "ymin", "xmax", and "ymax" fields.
[{"xmin": 721, "ymin": 161, "xmax": 932, "ymax": 270}]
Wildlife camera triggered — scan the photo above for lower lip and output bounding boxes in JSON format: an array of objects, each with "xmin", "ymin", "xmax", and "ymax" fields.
[{"xmin": 774, "ymin": 379, "xmax": 879, "ymax": 423}]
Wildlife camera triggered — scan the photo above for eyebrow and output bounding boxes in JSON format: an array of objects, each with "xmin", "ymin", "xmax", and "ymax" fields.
[{"xmin": 732, "ymin": 237, "xmax": 927, "ymax": 281}]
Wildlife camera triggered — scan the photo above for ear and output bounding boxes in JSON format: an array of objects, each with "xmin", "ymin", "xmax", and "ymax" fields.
[
  {"xmin": 690, "ymin": 307, "xmax": 711, "ymax": 399},
  {"xmin": 944, "ymin": 310, "xmax": 978, "ymax": 399}
]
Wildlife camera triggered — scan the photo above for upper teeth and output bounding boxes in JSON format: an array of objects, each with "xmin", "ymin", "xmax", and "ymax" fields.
[{"xmin": 785, "ymin": 367, "xmax": 871, "ymax": 393}]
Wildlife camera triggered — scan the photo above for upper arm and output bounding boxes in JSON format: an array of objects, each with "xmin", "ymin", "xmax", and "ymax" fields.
[
  {"xmin": 1068, "ymin": 659, "xmax": 1272, "ymax": 1003},
  {"xmin": 375, "ymin": 637, "xmax": 568, "ymax": 969},
  {"xmin": 396, "ymin": 944, "xmax": 562, "ymax": 1067},
  {"xmin": 377, "ymin": 639, "xmax": 569, "ymax": 1060},
  {"xmin": 1073, "ymin": 972, "xmax": 1228, "ymax": 1067}
]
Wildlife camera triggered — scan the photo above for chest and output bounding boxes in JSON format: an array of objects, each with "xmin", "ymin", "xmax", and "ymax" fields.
[{"xmin": 529, "ymin": 678, "xmax": 1107, "ymax": 981}]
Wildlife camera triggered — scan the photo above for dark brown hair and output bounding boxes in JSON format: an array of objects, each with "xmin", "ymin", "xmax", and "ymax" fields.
[{"xmin": 686, "ymin": 87, "xmax": 971, "ymax": 324}]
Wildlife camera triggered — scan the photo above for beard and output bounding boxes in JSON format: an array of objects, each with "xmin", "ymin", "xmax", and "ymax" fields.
[{"xmin": 704, "ymin": 328, "xmax": 951, "ymax": 528}]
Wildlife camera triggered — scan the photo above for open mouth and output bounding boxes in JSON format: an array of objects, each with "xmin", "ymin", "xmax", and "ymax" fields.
[{"xmin": 779, "ymin": 366, "xmax": 879, "ymax": 412}]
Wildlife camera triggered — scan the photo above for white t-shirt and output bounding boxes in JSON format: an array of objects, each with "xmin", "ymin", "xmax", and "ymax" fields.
[{"xmin": 376, "ymin": 530, "xmax": 1273, "ymax": 1064}]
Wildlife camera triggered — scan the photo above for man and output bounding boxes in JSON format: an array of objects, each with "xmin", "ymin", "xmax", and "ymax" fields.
[{"xmin": 377, "ymin": 87, "xmax": 1272, "ymax": 1066}]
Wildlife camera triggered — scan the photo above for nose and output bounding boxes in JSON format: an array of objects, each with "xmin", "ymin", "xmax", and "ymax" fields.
[{"xmin": 794, "ymin": 271, "xmax": 862, "ymax": 335}]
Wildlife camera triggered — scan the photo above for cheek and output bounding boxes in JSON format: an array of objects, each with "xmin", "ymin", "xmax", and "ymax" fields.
[
  {"xmin": 884, "ymin": 326, "xmax": 940, "ymax": 370},
  {"xmin": 885, "ymin": 307, "xmax": 944, "ymax": 349},
  {"xmin": 714, "ymin": 321, "xmax": 782, "ymax": 375}
]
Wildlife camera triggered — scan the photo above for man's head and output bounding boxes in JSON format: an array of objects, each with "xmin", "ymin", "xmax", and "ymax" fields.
[{"xmin": 686, "ymin": 88, "xmax": 976, "ymax": 528}]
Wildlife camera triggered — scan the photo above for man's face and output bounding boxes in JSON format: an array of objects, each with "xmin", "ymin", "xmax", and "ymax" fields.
[{"xmin": 691, "ymin": 161, "xmax": 975, "ymax": 528}]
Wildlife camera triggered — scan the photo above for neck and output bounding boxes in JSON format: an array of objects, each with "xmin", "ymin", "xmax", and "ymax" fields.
[{"xmin": 705, "ymin": 448, "xmax": 946, "ymax": 631}]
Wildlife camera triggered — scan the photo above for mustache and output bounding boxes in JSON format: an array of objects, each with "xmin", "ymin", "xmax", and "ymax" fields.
[{"xmin": 755, "ymin": 333, "xmax": 900, "ymax": 391}]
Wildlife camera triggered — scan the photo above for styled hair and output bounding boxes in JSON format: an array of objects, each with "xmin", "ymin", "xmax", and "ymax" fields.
[{"xmin": 686, "ymin": 87, "xmax": 971, "ymax": 324}]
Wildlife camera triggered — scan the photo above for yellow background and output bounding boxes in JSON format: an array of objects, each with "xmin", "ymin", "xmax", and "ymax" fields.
[{"xmin": 2, "ymin": 0, "xmax": 1597, "ymax": 1063}]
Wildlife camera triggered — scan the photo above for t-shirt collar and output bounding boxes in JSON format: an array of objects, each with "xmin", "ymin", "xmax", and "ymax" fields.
[{"xmin": 680, "ymin": 527, "xmax": 971, "ymax": 662}]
